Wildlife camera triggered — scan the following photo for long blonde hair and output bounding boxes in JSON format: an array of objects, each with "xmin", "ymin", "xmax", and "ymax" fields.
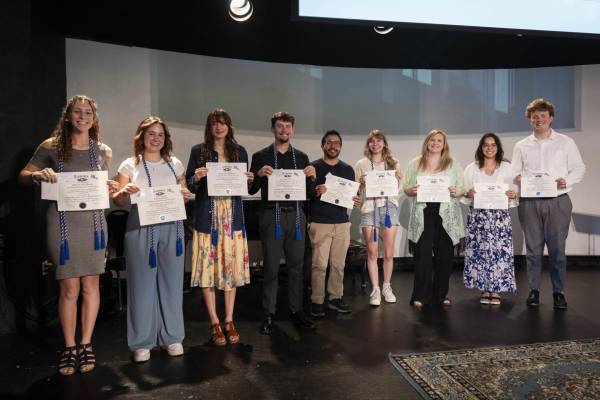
[
  {"xmin": 363, "ymin": 129, "xmax": 398, "ymax": 169},
  {"xmin": 417, "ymin": 129, "xmax": 453, "ymax": 172}
]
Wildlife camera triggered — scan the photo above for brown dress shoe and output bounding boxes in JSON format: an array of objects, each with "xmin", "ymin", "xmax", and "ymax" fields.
[
  {"xmin": 224, "ymin": 321, "xmax": 240, "ymax": 344},
  {"xmin": 210, "ymin": 323, "xmax": 226, "ymax": 346}
]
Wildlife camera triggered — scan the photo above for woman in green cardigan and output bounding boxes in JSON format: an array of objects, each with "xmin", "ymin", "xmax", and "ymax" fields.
[{"xmin": 403, "ymin": 129, "xmax": 465, "ymax": 309}]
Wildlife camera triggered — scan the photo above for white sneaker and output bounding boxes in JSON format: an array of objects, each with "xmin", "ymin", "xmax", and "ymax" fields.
[
  {"xmin": 166, "ymin": 342, "xmax": 184, "ymax": 357},
  {"xmin": 382, "ymin": 283, "xmax": 397, "ymax": 303},
  {"xmin": 369, "ymin": 287, "xmax": 381, "ymax": 306},
  {"xmin": 133, "ymin": 348, "xmax": 150, "ymax": 363}
]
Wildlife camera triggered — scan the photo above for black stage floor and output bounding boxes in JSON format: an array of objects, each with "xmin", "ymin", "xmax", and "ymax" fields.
[{"xmin": 1, "ymin": 266, "xmax": 598, "ymax": 400}]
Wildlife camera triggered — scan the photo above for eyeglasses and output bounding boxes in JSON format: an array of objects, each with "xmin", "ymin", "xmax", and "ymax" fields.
[{"xmin": 324, "ymin": 141, "xmax": 341, "ymax": 147}]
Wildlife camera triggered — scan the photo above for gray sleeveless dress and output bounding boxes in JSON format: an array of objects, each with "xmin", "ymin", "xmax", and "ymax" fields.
[{"xmin": 29, "ymin": 142, "xmax": 110, "ymax": 280}]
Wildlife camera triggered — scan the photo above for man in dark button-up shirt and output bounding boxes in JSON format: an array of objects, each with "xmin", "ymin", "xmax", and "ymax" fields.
[
  {"xmin": 249, "ymin": 111, "xmax": 316, "ymax": 334},
  {"xmin": 308, "ymin": 130, "xmax": 360, "ymax": 318}
]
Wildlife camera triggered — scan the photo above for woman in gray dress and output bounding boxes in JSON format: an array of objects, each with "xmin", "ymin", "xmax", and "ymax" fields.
[{"xmin": 19, "ymin": 95, "xmax": 117, "ymax": 375}]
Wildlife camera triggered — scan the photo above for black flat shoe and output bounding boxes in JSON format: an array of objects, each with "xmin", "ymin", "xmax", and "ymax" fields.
[
  {"xmin": 526, "ymin": 289, "xmax": 540, "ymax": 307},
  {"xmin": 553, "ymin": 292, "xmax": 568, "ymax": 309},
  {"xmin": 291, "ymin": 311, "xmax": 316, "ymax": 330},
  {"xmin": 260, "ymin": 316, "xmax": 273, "ymax": 335}
]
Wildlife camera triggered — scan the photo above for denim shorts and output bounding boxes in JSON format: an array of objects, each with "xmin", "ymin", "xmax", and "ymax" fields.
[{"xmin": 360, "ymin": 203, "xmax": 399, "ymax": 228}]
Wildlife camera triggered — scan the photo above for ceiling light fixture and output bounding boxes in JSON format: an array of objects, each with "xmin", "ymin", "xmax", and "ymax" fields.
[
  {"xmin": 229, "ymin": 0, "xmax": 253, "ymax": 22},
  {"xmin": 374, "ymin": 26, "xmax": 394, "ymax": 35}
]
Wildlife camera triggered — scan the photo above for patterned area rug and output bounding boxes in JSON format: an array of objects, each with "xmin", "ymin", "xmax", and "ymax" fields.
[{"xmin": 389, "ymin": 338, "xmax": 600, "ymax": 400}]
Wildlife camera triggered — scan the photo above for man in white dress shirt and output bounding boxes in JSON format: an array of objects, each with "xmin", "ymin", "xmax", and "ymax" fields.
[{"xmin": 512, "ymin": 98, "xmax": 586, "ymax": 309}]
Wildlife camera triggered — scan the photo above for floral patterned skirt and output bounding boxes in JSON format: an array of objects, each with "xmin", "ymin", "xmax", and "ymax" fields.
[
  {"xmin": 463, "ymin": 209, "xmax": 516, "ymax": 293},
  {"xmin": 190, "ymin": 197, "xmax": 250, "ymax": 291}
]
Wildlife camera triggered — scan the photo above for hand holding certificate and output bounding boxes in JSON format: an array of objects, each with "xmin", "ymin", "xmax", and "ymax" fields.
[
  {"xmin": 521, "ymin": 173, "xmax": 558, "ymax": 198},
  {"xmin": 365, "ymin": 170, "xmax": 399, "ymax": 198},
  {"xmin": 416, "ymin": 175, "xmax": 451, "ymax": 203},
  {"xmin": 473, "ymin": 183, "xmax": 508, "ymax": 209},
  {"xmin": 320, "ymin": 173, "xmax": 360, "ymax": 209},
  {"xmin": 206, "ymin": 162, "xmax": 248, "ymax": 196},
  {"xmin": 131, "ymin": 184, "xmax": 187, "ymax": 226},
  {"xmin": 268, "ymin": 169, "xmax": 306, "ymax": 201},
  {"xmin": 55, "ymin": 171, "xmax": 110, "ymax": 211}
]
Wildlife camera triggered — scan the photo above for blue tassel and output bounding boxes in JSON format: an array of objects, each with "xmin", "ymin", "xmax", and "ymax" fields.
[
  {"xmin": 275, "ymin": 224, "xmax": 282, "ymax": 240},
  {"xmin": 60, "ymin": 242, "xmax": 66, "ymax": 266},
  {"xmin": 385, "ymin": 214, "xmax": 392, "ymax": 228},
  {"xmin": 64, "ymin": 239, "xmax": 70, "ymax": 261},
  {"xmin": 295, "ymin": 225, "xmax": 301, "ymax": 241},
  {"xmin": 100, "ymin": 229, "xmax": 106, "ymax": 249},
  {"xmin": 94, "ymin": 230, "xmax": 100, "ymax": 250},
  {"xmin": 241, "ymin": 224, "xmax": 246, "ymax": 239},
  {"xmin": 211, "ymin": 229, "xmax": 218, "ymax": 247},
  {"xmin": 176, "ymin": 238, "xmax": 183, "ymax": 257},
  {"xmin": 149, "ymin": 248, "xmax": 157, "ymax": 268},
  {"xmin": 373, "ymin": 227, "xmax": 377, "ymax": 242}
]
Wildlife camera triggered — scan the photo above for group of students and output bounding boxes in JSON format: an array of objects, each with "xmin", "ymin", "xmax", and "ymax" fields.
[{"xmin": 18, "ymin": 96, "xmax": 585, "ymax": 376}]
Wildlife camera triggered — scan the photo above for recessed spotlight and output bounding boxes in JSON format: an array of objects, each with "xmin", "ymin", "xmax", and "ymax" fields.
[
  {"xmin": 229, "ymin": 0, "xmax": 253, "ymax": 22},
  {"xmin": 374, "ymin": 26, "xmax": 394, "ymax": 35}
]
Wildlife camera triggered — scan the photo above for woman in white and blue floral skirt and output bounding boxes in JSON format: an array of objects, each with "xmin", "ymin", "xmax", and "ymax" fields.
[{"xmin": 462, "ymin": 133, "xmax": 518, "ymax": 305}]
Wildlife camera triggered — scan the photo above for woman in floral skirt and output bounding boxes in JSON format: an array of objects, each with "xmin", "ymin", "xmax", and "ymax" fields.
[{"xmin": 462, "ymin": 133, "xmax": 518, "ymax": 305}]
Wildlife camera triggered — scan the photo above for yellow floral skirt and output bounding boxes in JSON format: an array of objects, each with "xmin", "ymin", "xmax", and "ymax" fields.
[{"xmin": 190, "ymin": 197, "xmax": 250, "ymax": 290}]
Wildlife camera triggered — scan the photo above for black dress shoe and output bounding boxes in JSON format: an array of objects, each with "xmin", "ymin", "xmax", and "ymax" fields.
[
  {"xmin": 290, "ymin": 311, "xmax": 316, "ymax": 330},
  {"xmin": 526, "ymin": 289, "xmax": 540, "ymax": 307},
  {"xmin": 260, "ymin": 316, "xmax": 273, "ymax": 335},
  {"xmin": 553, "ymin": 292, "xmax": 568, "ymax": 309}
]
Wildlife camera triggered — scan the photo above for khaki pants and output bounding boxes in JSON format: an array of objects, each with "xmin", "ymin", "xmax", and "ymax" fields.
[{"xmin": 309, "ymin": 222, "xmax": 351, "ymax": 304}]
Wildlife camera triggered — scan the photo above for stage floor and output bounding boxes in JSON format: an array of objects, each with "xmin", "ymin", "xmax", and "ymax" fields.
[{"xmin": 1, "ymin": 266, "xmax": 598, "ymax": 400}]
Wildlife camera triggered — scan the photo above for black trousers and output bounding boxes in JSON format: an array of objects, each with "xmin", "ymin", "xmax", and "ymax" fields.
[
  {"xmin": 411, "ymin": 203, "xmax": 454, "ymax": 305},
  {"xmin": 259, "ymin": 207, "xmax": 306, "ymax": 316}
]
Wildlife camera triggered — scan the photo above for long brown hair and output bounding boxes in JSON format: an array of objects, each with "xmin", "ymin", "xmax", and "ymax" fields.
[
  {"xmin": 132, "ymin": 116, "xmax": 173, "ymax": 164},
  {"xmin": 363, "ymin": 129, "xmax": 398, "ymax": 170},
  {"xmin": 199, "ymin": 109, "xmax": 239, "ymax": 164},
  {"xmin": 417, "ymin": 129, "xmax": 453, "ymax": 172},
  {"xmin": 51, "ymin": 95, "xmax": 100, "ymax": 161}
]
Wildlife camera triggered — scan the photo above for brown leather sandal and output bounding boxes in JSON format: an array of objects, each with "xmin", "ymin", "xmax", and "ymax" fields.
[
  {"xmin": 490, "ymin": 293, "xmax": 501, "ymax": 305},
  {"xmin": 224, "ymin": 321, "xmax": 240, "ymax": 344},
  {"xmin": 210, "ymin": 323, "xmax": 226, "ymax": 346}
]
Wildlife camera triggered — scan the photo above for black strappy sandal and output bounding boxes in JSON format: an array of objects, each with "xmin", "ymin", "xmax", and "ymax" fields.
[
  {"xmin": 78, "ymin": 343, "xmax": 96, "ymax": 373},
  {"xmin": 58, "ymin": 346, "xmax": 77, "ymax": 376}
]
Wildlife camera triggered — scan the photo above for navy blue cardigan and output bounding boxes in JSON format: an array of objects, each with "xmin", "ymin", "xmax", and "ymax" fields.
[{"xmin": 185, "ymin": 143, "xmax": 249, "ymax": 233}]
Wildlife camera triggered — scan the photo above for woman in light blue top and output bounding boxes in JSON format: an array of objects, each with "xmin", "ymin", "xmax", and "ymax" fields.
[{"xmin": 403, "ymin": 129, "xmax": 464, "ymax": 308}]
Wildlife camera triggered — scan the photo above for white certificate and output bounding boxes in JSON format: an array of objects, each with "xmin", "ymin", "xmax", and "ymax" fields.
[
  {"xmin": 473, "ymin": 183, "xmax": 508, "ymax": 210},
  {"xmin": 206, "ymin": 162, "xmax": 248, "ymax": 197},
  {"xmin": 416, "ymin": 175, "xmax": 451, "ymax": 203},
  {"xmin": 56, "ymin": 171, "xmax": 110, "ymax": 211},
  {"xmin": 268, "ymin": 169, "xmax": 306, "ymax": 201},
  {"xmin": 41, "ymin": 181, "xmax": 59, "ymax": 201},
  {"xmin": 134, "ymin": 184, "xmax": 187, "ymax": 226},
  {"xmin": 365, "ymin": 170, "xmax": 399, "ymax": 198},
  {"xmin": 320, "ymin": 173, "xmax": 360, "ymax": 210},
  {"xmin": 521, "ymin": 173, "xmax": 558, "ymax": 198}
]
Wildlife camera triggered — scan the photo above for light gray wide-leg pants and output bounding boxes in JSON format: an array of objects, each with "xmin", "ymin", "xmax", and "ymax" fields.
[{"xmin": 125, "ymin": 209, "xmax": 185, "ymax": 351}]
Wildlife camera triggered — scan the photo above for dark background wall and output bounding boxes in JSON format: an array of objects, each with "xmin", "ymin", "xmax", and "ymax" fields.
[{"xmin": 0, "ymin": 1, "xmax": 65, "ymax": 333}]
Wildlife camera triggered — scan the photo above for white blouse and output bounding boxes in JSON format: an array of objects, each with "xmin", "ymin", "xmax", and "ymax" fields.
[
  {"xmin": 462, "ymin": 160, "xmax": 518, "ymax": 208},
  {"xmin": 118, "ymin": 156, "xmax": 185, "ymax": 187}
]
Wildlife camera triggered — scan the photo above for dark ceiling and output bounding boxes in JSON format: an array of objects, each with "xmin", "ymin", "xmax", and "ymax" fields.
[{"xmin": 34, "ymin": 1, "xmax": 600, "ymax": 69}]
